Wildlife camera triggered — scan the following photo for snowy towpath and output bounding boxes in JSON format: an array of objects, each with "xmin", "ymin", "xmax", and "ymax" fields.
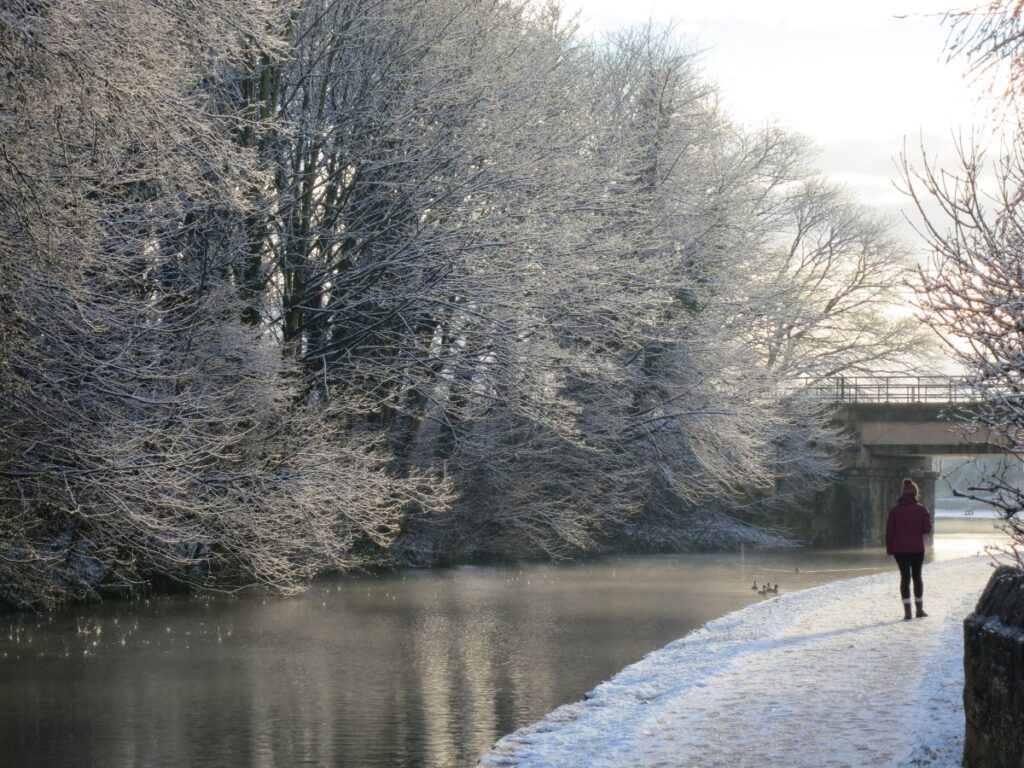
[{"xmin": 478, "ymin": 555, "xmax": 993, "ymax": 768}]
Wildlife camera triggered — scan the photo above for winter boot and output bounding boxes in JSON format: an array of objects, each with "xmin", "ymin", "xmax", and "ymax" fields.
[
  {"xmin": 915, "ymin": 600, "xmax": 928, "ymax": 619},
  {"xmin": 903, "ymin": 598, "xmax": 913, "ymax": 621}
]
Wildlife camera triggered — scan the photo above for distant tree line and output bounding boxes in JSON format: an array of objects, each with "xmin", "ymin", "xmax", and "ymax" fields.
[{"xmin": 0, "ymin": 0, "xmax": 924, "ymax": 607}]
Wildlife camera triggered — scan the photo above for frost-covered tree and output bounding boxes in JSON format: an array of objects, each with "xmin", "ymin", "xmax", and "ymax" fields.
[
  {"xmin": 433, "ymin": 23, "xmax": 917, "ymax": 555},
  {"xmin": 563, "ymin": 29, "xmax": 810, "ymax": 543},
  {"xmin": 745, "ymin": 176, "xmax": 925, "ymax": 379},
  {"xmin": 214, "ymin": 0, "xmax": 650, "ymax": 561},
  {"xmin": 903, "ymin": 0, "xmax": 1024, "ymax": 563},
  {"xmin": 0, "ymin": 0, "xmax": 931, "ymax": 599},
  {"xmin": 0, "ymin": 0, "xmax": 433, "ymax": 607}
]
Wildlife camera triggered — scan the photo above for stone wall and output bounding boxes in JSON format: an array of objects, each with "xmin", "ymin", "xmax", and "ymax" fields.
[{"xmin": 963, "ymin": 565, "xmax": 1024, "ymax": 768}]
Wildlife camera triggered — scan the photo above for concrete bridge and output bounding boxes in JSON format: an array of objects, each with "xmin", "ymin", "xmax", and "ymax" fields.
[{"xmin": 796, "ymin": 377, "xmax": 1010, "ymax": 547}]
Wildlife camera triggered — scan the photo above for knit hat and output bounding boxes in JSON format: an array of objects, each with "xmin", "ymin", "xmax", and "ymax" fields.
[{"xmin": 902, "ymin": 477, "xmax": 919, "ymax": 497}]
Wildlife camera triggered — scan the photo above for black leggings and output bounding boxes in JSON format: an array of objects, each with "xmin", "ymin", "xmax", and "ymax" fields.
[{"xmin": 894, "ymin": 551, "xmax": 924, "ymax": 600}]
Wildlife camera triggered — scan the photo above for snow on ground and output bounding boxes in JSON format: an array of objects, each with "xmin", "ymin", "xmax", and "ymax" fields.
[{"xmin": 478, "ymin": 556, "xmax": 993, "ymax": 768}]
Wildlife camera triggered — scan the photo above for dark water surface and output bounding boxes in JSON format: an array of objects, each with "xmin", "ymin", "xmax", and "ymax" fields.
[{"xmin": 0, "ymin": 519, "xmax": 1001, "ymax": 768}]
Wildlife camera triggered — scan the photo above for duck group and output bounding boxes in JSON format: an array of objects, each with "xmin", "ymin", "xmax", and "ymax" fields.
[{"xmin": 751, "ymin": 580, "xmax": 779, "ymax": 596}]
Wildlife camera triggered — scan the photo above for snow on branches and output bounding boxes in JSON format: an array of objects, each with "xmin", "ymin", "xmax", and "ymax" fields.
[
  {"xmin": 903, "ymin": 0, "xmax": 1024, "ymax": 563},
  {"xmin": 0, "ymin": 0, "xmax": 922, "ymax": 603}
]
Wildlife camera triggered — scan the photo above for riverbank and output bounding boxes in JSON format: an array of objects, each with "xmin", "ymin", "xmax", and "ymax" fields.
[{"xmin": 478, "ymin": 555, "xmax": 994, "ymax": 767}]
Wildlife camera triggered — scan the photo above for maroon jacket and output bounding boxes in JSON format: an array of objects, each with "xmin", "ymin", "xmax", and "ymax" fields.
[{"xmin": 885, "ymin": 492, "xmax": 932, "ymax": 554}]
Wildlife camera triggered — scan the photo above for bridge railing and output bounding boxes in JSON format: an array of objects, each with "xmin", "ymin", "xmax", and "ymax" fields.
[{"xmin": 797, "ymin": 376, "xmax": 976, "ymax": 404}]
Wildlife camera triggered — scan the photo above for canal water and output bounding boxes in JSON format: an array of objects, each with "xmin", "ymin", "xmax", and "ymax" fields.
[{"xmin": 0, "ymin": 518, "xmax": 1003, "ymax": 768}]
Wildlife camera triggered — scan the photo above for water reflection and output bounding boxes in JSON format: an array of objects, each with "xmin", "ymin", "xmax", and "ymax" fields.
[{"xmin": 0, "ymin": 523, "xmax": 1003, "ymax": 768}]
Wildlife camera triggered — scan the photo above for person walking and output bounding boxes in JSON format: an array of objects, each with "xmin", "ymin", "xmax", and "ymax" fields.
[{"xmin": 885, "ymin": 477, "xmax": 933, "ymax": 620}]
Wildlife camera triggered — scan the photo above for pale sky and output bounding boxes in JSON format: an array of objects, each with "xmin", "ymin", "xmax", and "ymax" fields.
[{"xmin": 564, "ymin": 0, "xmax": 1001, "ymax": 244}]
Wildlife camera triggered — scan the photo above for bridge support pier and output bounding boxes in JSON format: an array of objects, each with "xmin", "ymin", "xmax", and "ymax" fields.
[
  {"xmin": 782, "ymin": 457, "xmax": 938, "ymax": 548},
  {"xmin": 800, "ymin": 457, "xmax": 936, "ymax": 548},
  {"xmin": 817, "ymin": 457, "xmax": 937, "ymax": 548}
]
